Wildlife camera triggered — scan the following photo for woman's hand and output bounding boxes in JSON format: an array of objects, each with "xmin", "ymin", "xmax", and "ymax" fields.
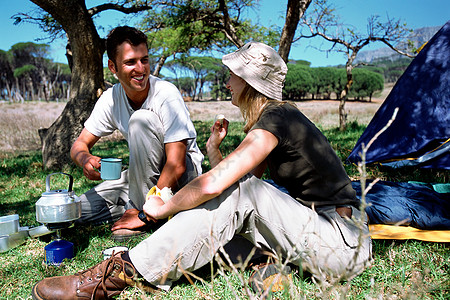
[
  {"xmin": 143, "ymin": 195, "xmax": 166, "ymax": 220},
  {"xmin": 206, "ymin": 118, "xmax": 229, "ymax": 168},
  {"xmin": 206, "ymin": 118, "xmax": 229, "ymax": 151}
]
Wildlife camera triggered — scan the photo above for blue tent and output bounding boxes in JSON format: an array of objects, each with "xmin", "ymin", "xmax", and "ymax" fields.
[{"xmin": 347, "ymin": 21, "xmax": 450, "ymax": 169}]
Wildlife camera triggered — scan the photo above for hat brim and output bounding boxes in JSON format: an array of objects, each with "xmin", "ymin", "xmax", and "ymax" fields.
[{"xmin": 222, "ymin": 51, "xmax": 283, "ymax": 101}]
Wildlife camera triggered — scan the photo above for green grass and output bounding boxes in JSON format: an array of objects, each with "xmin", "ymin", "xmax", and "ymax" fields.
[{"xmin": 0, "ymin": 121, "xmax": 448, "ymax": 299}]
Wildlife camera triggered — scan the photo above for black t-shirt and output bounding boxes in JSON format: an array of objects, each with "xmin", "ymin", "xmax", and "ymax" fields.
[{"xmin": 251, "ymin": 102, "xmax": 358, "ymax": 208}]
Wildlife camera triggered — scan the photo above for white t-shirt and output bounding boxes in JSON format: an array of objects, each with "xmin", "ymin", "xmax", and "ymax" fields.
[{"xmin": 85, "ymin": 75, "xmax": 203, "ymax": 173}]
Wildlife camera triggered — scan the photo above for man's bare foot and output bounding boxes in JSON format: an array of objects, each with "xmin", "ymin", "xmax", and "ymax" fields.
[
  {"xmin": 111, "ymin": 208, "xmax": 147, "ymax": 231},
  {"xmin": 111, "ymin": 209, "xmax": 161, "ymax": 242}
]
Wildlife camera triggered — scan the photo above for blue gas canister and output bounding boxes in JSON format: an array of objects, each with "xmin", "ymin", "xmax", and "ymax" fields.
[{"xmin": 44, "ymin": 239, "xmax": 74, "ymax": 265}]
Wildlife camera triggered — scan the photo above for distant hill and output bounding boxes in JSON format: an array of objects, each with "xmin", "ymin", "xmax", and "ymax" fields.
[{"xmin": 355, "ymin": 25, "xmax": 442, "ymax": 63}]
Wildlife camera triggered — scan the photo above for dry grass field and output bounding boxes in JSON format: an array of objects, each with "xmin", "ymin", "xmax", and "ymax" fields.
[
  {"xmin": 0, "ymin": 84, "xmax": 390, "ymax": 154},
  {"xmin": 187, "ymin": 98, "xmax": 383, "ymax": 126},
  {"xmin": 0, "ymin": 101, "xmax": 64, "ymax": 153},
  {"xmin": 187, "ymin": 83, "xmax": 391, "ymax": 125}
]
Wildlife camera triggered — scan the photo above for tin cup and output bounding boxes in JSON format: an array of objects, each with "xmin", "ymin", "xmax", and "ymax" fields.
[{"xmin": 100, "ymin": 158, "xmax": 122, "ymax": 180}]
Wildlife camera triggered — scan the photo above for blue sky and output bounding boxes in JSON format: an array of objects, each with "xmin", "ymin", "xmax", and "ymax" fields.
[{"xmin": 1, "ymin": 0, "xmax": 449, "ymax": 67}]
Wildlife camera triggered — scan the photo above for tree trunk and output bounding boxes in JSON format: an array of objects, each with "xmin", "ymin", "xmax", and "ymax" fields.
[
  {"xmin": 153, "ymin": 55, "xmax": 167, "ymax": 77},
  {"xmin": 278, "ymin": 0, "xmax": 311, "ymax": 62},
  {"xmin": 218, "ymin": 0, "xmax": 244, "ymax": 47},
  {"xmin": 32, "ymin": 0, "xmax": 105, "ymax": 169},
  {"xmin": 26, "ymin": 75, "xmax": 35, "ymax": 101},
  {"xmin": 192, "ymin": 77, "xmax": 198, "ymax": 101},
  {"xmin": 339, "ymin": 63, "xmax": 353, "ymax": 131},
  {"xmin": 5, "ymin": 83, "xmax": 12, "ymax": 101},
  {"xmin": 198, "ymin": 78, "xmax": 205, "ymax": 100},
  {"xmin": 47, "ymin": 66, "xmax": 61, "ymax": 100}
]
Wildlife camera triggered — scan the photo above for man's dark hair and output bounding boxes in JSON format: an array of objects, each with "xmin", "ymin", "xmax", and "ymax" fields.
[{"xmin": 106, "ymin": 26, "xmax": 148, "ymax": 63}]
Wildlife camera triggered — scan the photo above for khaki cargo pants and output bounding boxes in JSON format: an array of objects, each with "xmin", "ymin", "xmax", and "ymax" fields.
[{"xmin": 129, "ymin": 174, "xmax": 372, "ymax": 289}]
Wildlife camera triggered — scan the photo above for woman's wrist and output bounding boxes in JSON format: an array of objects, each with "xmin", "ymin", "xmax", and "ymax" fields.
[
  {"xmin": 206, "ymin": 140, "xmax": 220, "ymax": 154},
  {"xmin": 207, "ymin": 145, "xmax": 221, "ymax": 158},
  {"xmin": 206, "ymin": 143, "xmax": 217, "ymax": 153}
]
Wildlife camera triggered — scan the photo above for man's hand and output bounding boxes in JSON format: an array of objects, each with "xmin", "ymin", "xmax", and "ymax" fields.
[
  {"xmin": 71, "ymin": 128, "xmax": 101, "ymax": 180},
  {"xmin": 111, "ymin": 208, "xmax": 152, "ymax": 231},
  {"xmin": 82, "ymin": 155, "xmax": 102, "ymax": 181}
]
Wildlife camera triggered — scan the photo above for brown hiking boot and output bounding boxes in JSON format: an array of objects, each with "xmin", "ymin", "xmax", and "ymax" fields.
[{"xmin": 32, "ymin": 251, "xmax": 152, "ymax": 300}]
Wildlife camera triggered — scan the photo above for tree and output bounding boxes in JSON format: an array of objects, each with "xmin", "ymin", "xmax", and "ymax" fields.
[
  {"xmin": 283, "ymin": 63, "xmax": 313, "ymax": 100},
  {"xmin": 165, "ymin": 57, "xmax": 227, "ymax": 101},
  {"xmin": 176, "ymin": 56, "xmax": 222, "ymax": 100},
  {"xmin": 309, "ymin": 67, "xmax": 341, "ymax": 99},
  {"xmin": 149, "ymin": 0, "xmax": 313, "ymax": 94},
  {"xmin": 2, "ymin": 42, "xmax": 65, "ymax": 102},
  {"xmin": 141, "ymin": 0, "xmax": 279, "ymax": 76},
  {"xmin": 51, "ymin": 62, "xmax": 72, "ymax": 101},
  {"xmin": 0, "ymin": 50, "xmax": 14, "ymax": 100},
  {"xmin": 298, "ymin": 0, "xmax": 414, "ymax": 130},
  {"xmin": 16, "ymin": 0, "xmax": 151, "ymax": 168},
  {"xmin": 14, "ymin": 64, "xmax": 37, "ymax": 101},
  {"xmin": 175, "ymin": 77, "xmax": 196, "ymax": 100},
  {"xmin": 206, "ymin": 60, "xmax": 229, "ymax": 101},
  {"xmin": 349, "ymin": 68, "xmax": 384, "ymax": 101},
  {"xmin": 278, "ymin": 0, "xmax": 312, "ymax": 62}
]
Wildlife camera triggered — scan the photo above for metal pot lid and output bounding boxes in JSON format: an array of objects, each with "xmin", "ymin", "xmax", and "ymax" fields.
[
  {"xmin": 41, "ymin": 189, "xmax": 70, "ymax": 197},
  {"xmin": 36, "ymin": 192, "xmax": 78, "ymax": 205},
  {"xmin": 36, "ymin": 196, "xmax": 76, "ymax": 206}
]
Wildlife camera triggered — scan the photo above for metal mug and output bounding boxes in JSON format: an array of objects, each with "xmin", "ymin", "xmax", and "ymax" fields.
[{"xmin": 100, "ymin": 158, "xmax": 122, "ymax": 180}]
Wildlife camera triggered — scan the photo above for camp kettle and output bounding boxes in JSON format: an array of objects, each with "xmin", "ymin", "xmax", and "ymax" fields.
[{"xmin": 35, "ymin": 172, "xmax": 81, "ymax": 229}]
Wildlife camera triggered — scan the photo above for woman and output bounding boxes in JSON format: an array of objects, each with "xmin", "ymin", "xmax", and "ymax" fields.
[{"xmin": 32, "ymin": 42, "xmax": 371, "ymax": 299}]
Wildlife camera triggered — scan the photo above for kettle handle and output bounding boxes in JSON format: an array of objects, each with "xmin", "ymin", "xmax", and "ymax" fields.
[{"xmin": 45, "ymin": 172, "xmax": 74, "ymax": 192}]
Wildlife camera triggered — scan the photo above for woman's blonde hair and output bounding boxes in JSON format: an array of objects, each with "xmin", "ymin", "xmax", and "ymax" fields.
[{"xmin": 238, "ymin": 83, "xmax": 286, "ymax": 133}]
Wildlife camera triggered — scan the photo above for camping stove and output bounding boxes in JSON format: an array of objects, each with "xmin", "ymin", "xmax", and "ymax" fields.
[
  {"xmin": 43, "ymin": 229, "xmax": 75, "ymax": 266},
  {"xmin": 35, "ymin": 173, "xmax": 81, "ymax": 265}
]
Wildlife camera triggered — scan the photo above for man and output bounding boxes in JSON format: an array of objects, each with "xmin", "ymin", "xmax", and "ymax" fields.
[{"xmin": 71, "ymin": 26, "xmax": 203, "ymax": 241}]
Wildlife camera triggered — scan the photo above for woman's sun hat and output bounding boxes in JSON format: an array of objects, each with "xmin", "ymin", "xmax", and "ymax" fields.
[{"xmin": 222, "ymin": 42, "xmax": 288, "ymax": 101}]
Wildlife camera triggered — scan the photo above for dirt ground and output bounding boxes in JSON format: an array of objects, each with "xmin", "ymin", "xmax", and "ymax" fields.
[
  {"xmin": 187, "ymin": 98, "xmax": 383, "ymax": 126},
  {"xmin": 187, "ymin": 84, "xmax": 391, "ymax": 127}
]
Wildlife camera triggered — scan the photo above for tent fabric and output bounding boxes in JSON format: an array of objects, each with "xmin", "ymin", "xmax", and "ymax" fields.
[
  {"xmin": 380, "ymin": 139, "xmax": 450, "ymax": 169},
  {"xmin": 347, "ymin": 21, "xmax": 450, "ymax": 169},
  {"xmin": 352, "ymin": 181, "xmax": 450, "ymax": 230}
]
